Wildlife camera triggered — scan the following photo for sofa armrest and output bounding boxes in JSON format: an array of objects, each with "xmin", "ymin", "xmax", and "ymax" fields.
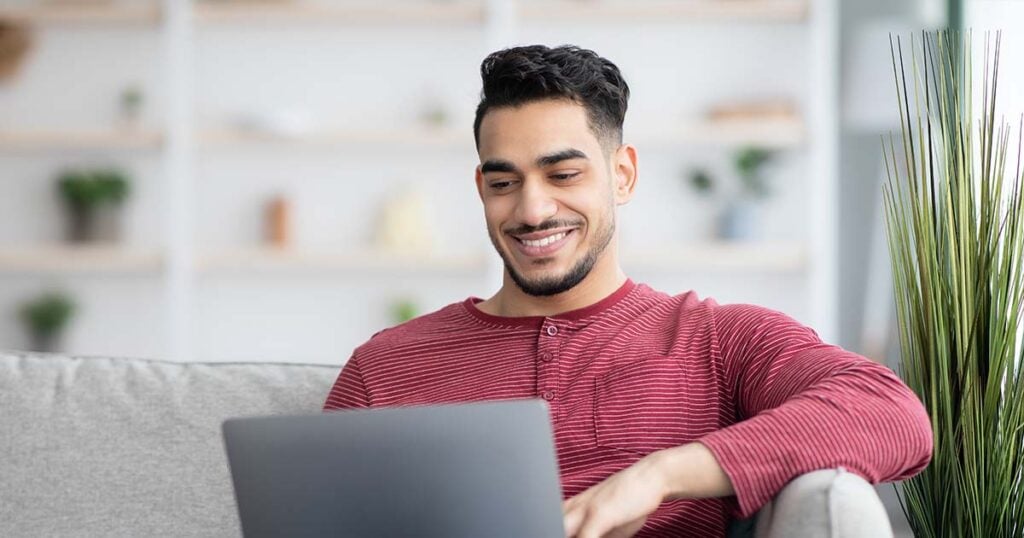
[{"xmin": 728, "ymin": 468, "xmax": 894, "ymax": 538}]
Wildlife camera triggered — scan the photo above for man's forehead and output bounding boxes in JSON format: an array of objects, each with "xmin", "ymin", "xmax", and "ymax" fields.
[{"xmin": 477, "ymin": 101, "xmax": 598, "ymax": 164}]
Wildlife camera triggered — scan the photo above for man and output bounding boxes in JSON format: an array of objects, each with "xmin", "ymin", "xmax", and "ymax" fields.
[{"xmin": 324, "ymin": 45, "xmax": 932, "ymax": 538}]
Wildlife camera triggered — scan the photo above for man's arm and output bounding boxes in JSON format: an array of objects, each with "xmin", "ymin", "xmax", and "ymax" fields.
[
  {"xmin": 563, "ymin": 304, "xmax": 932, "ymax": 537},
  {"xmin": 323, "ymin": 354, "xmax": 370, "ymax": 410},
  {"xmin": 694, "ymin": 303, "xmax": 933, "ymax": 518}
]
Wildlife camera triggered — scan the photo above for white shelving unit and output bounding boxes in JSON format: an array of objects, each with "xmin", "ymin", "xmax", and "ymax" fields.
[{"xmin": 1, "ymin": 0, "xmax": 838, "ymax": 362}]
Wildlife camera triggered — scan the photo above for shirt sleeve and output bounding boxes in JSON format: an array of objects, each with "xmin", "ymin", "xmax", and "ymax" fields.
[
  {"xmin": 697, "ymin": 303, "xmax": 933, "ymax": 519},
  {"xmin": 323, "ymin": 354, "xmax": 371, "ymax": 410}
]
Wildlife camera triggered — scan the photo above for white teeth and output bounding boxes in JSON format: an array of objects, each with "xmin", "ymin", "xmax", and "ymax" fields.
[{"xmin": 520, "ymin": 231, "xmax": 567, "ymax": 248}]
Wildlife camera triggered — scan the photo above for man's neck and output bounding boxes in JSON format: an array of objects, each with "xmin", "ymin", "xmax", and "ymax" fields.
[{"xmin": 477, "ymin": 255, "xmax": 628, "ymax": 318}]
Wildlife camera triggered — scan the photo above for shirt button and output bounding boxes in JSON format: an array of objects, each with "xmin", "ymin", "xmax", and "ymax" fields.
[
  {"xmin": 541, "ymin": 391, "xmax": 555, "ymax": 401},
  {"xmin": 546, "ymin": 325, "xmax": 558, "ymax": 336},
  {"xmin": 540, "ymin": 352, "xmax": 553, "ymax": 362}
]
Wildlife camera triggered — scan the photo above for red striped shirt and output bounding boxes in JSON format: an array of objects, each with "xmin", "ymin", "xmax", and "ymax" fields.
[{"xmin": 323, "ymin": 279, "xmax": 933, "ymax": 537}]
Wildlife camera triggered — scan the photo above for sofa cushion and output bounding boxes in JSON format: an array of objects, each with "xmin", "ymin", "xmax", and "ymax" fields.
[{"xmin": 0, "ymin": 351, "xmax": 338, "ymax": 537}]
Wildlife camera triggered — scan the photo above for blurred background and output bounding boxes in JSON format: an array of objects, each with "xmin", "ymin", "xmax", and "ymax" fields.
[
  {"xmin": 1, "ymin": 1, "xmax": 1021, "ymax": 533},
  {"xmin": 0, "ymin": 0, "xmax": 1018, "ymax": 367}
]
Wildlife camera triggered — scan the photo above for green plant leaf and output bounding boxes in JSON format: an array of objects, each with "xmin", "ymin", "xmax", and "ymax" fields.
[{"xmin": 886, "ymin": 30, "xmax": 1024, "ymax": 537}]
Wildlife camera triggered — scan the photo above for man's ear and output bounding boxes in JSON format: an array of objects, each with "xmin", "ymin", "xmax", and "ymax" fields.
[
  {"xmin": 612, "ymin": 143, "xmax": 638, "ymax": 205},
  {"xmin": 475, "ymin": 165, "xmax": 485, "ymax": 201}
]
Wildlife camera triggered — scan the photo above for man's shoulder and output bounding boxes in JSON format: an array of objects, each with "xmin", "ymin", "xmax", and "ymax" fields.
[
  {"xmin": 351, "ymin": 300, "xmax": 476, "ymax": 363},
  {"xmin": 635, "ymin": 283, "xmax": 788, "ymax": 321},
  {"xmin": 631, "ymin": 282, "xmax": 717, "ymax": 320}
]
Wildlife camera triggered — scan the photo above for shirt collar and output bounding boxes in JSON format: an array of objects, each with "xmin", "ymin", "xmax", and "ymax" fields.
[{"xmin": 462, "ymin": 279, "xmax": 637, "ymax": 328}]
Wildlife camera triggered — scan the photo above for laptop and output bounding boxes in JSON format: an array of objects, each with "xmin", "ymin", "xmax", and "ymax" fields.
[{"xmin": 222, "ymin": 399, "xmax": 567, "ymax": 538}]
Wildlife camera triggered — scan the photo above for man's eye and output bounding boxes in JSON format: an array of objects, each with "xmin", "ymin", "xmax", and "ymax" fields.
[
  {"xmin": 552, "ymin": 173, "xmax": 579, "ymax": 181},
  {"xmin": 490, "ymin": 180, "xmax": 513, "ymax": 190}
]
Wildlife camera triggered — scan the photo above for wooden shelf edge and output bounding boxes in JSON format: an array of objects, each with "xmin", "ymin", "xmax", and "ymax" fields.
[
  {"xmin": 631, "ymin": 117, "xmax": 805, "ymax": 149},
  {"xmin": 520, "ymin": 0, "xmax": 808, "ymax": 22},
  {"xmin": 0, "ymin": 246, "xmax": 164, "ymax": 273},
  {"xmin": 194, "ymin": 2, "xmax": 485, "ymax": 24},
  {"xmin": 196, "ymin": 248, "xmax": 490, "ymax": 273},
  {"xmin": 199, "ymin": 119, "xmax": 802, "ymax": 151},
  {"xmin": 197, "ymin": 127, "xmax": 469, "ymax": 149},
  {"xmin": 0, "ymin": 5, "xmax": 162, "ymax": 25},
  {"xmin": 622, "ymin": 242, "xmax": 807, "ymax": 272},
  {"xmin": 0, "ymin": 129, "xmax": 165, "ymax": 151}
]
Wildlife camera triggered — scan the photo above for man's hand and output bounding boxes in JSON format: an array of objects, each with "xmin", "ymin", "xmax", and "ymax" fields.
[
  {"xmin": 561, "ymin": 442, "xmax": 734, "ymax": 538},
  {"xmin": 561, "ymin": 452, "xmax": 667, "ymax": 538}
]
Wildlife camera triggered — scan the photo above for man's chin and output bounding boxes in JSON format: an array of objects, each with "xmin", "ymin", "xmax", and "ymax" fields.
[
  {"xmin": 507, "ymin": 265, "xmax": 587, "ymax": 297},
  {"xmin": 510, "ymin": 262, "xmax": 566, "ymax": 282}
]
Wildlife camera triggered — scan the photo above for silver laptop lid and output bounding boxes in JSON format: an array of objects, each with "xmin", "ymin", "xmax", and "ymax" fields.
[{"xmin": 223, "ymin": 398, "xmax": 565, "ymax": 538}]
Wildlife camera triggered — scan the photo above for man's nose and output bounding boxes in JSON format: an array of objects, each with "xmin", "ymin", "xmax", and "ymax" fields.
[{"xmin": 514, "ymin": 179, "xmax": 558, "ymax": 227}]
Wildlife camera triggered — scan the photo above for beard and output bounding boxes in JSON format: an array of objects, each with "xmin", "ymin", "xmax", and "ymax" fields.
[{"xmin": 488, "ymin": 211, "xmax": 615, "ymax": 297}]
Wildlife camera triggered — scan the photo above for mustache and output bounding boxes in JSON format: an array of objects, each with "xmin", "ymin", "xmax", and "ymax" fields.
[{"xmin": 503, "ymin": 219, "xmax": 582, "ymax": 236}]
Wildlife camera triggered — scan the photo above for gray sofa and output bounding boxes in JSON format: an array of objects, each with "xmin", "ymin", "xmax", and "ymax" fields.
[{"xmin": 0, "ymin": 351, "xmax": 894, "ymax": 537}]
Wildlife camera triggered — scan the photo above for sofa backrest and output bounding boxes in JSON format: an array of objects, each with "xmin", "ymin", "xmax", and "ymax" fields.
[{"xmin": 0, "ymin": 351, "xmax": 338, "ymax": 537}]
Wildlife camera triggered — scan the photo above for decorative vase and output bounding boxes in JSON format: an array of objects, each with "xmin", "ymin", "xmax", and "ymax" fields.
[
  {"xmin": 716, "ymin": 199, "xmax": 762, "ymax": 241},
  {"xmin": 265, "ymin": 195, "xmax": 292, "ymax": 248},
  {"xmin": 0, "ymin": 19, "xmax": 32, "ymax": 82},
  {"xmin": 30, "ymin": 331, "xmax": 62, "ymax": 354},
  {"xmin": 66, "ymin": 205, "xmax": 123, "ymax": 243}
]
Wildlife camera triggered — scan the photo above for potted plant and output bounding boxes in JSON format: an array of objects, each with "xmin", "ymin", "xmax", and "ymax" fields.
[
  {"xmin": 718, "ymin": 147, "xmax": 775, "ymax": 240},
  {"xmin": 57, "ymin": 168, "xmax": 131, "ymax": 243},
  {"xmin": 884, "ymin": 31, "xmax": 1024, "ymax": 535},
  {"xmin": 18, "ymin": 291, "xmax": 76, "ymax": 353},
  {"xmin": 683, "ymin": 147, "xmax": 777, "ymax": 241}
]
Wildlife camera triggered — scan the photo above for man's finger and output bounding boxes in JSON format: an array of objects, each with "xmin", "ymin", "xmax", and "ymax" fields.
[
  {"xmin": 606, "ymin": 518, "xmax": 647, "ymax": 538},
  {"xmin": 562, "ymin": 489, "xmax": 592, "ymax": 515},
  {"xmin": 576, "ymin": 515, "xmax": 609, "ymax": 538},
  {"xmin": 562, "ymin": 505, "xmax": 585, "ymax": 537}
]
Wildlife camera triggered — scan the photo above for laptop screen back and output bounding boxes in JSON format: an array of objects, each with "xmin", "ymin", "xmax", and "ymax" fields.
[{"xmin": 222, "ymin": 399, "xmax": 565, "ymax": 538}]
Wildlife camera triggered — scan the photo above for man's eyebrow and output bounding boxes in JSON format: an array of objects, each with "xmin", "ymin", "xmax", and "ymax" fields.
[
  {"xmin": 480, "ymin": 149, "xmax": 590, "ymax": 175},
  {"xmin": 480, "ymin": 159, "xmax": 518, "ymax": 174},
  {"xmin": 536, "ymin": 148, "xmax": 588, "ymax": 168}
]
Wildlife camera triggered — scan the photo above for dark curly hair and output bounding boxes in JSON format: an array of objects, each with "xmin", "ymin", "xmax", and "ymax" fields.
[{"xmin": 472, "ymin": 44, "xmax": 630, "ymax": 153}]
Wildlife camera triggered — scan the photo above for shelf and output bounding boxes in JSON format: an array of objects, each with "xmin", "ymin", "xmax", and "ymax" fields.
[
  {"xmin": 193, "ymin": 0, "xmax": 806, "ymax": 25},
  {"xmin": 195, "ymin": 1, "xmax": 485, "ymax": 25},
  {"xmin": 199, "ymin": 118, "xmax": 802, "ymax": 152},
  {"xmin": 621, "ymin": 242, "xmax": 807, "ymax": 272},
  {"xmin": 198, "ymin": 127, "xmax": 471, "ymax": 150},
  {"xmin": 198, "ymin": 243, "xmax": 804, "ymax": 275},
  {"xmin": 519, "ymin": 0, "xmax": 808, "ymax": 22},
  {"xmin": 0, "ymin": 4, "xmax": 162, "ymax": 25},
  {"xmin": 197, "ymin": 247, "xmax": 490, "ymax": 274},
  {"xmin": 0, "ymin": 246, "xmax": 164, "ymax": 274},
  {"xmin": 632, "ymin": 116, "xmax": 805, "ymax": 149},
  {"xmin": 0, "ymin": 129, "xmax": 164, "ymax": 152}
]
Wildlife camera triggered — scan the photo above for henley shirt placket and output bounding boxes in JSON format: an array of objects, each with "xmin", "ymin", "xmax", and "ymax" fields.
[{"xmin": 537, "ymin": 319, "xmax": 564, "ymax": 412}]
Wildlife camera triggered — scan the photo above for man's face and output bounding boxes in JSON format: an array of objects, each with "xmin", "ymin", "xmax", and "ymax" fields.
[{"xmin": 475, "ymin": 99, "xmax": 623, "ymax": 297}]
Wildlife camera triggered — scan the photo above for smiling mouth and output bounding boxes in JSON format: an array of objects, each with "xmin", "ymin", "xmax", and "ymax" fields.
[
  {"xmin": 516, "ymin": 230, "xmax": 569, "ymax": 247},
  {"xmin": 509, "ymin": 228, "xmax": 577, "ymax": 258}
]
